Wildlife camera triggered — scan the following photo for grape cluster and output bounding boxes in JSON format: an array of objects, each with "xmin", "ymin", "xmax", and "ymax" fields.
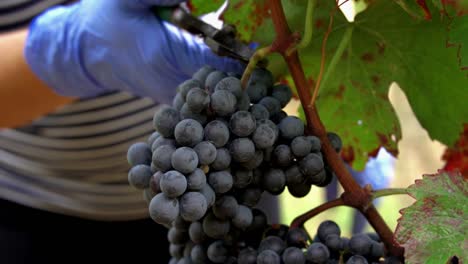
[{"xmin": 126, "ymin": 66, "xmax": 349, "ymax": 263}]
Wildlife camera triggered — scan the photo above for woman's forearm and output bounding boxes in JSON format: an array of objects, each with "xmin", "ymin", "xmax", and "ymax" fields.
[{"xmin": 0, "ymin": 28, "xmax": 74, "ymax": 128}]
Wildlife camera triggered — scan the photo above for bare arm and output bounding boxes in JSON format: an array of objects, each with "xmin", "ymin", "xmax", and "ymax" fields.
[{"xmin": 0, "ymin": 28, "xmax": 75, "ymax": 128}]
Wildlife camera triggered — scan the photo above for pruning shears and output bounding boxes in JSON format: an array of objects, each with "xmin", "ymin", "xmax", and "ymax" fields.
[{"xmin": 153, "ymin": 6, "xmax": 254, "ymax": 63}]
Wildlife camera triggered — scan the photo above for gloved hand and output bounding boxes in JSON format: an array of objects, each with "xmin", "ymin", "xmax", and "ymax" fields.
[{"xmin": 25, "ymin": 0, "xmax": 244, "ymax": 103}]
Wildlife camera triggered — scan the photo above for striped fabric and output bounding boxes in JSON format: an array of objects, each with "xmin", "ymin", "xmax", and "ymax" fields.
[
  {"xmin": 0, "ymin": 91, "xmax": 159, "ymax": 220},
  {"xmin": 0, "ymin": 0, "xmax": 72, "ymax": 29}
]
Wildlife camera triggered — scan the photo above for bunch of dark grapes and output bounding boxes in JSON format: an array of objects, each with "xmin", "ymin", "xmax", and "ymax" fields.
[{"xmin": 125, "ymin": 66, "xmax": 371, "ymax": 263}]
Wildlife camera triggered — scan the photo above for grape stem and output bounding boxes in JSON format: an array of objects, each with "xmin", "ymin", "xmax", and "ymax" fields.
[
  {"xmin": 290, "ymin": 198, "xmax": 346, "ymax": 229},
  {"xmin": 268, "ymin": 0, "xmax": 404, "ymax": 257},
  {"xmin": 285, "ymin": 0, "xmax": 316, "ymax": 56},
  {"xmin": 372, "ymin": 188, "xmax": 408, "ymax": 200},
  {"xmin": 240, "ymin": 46, "xmax": 273, "ymax": 90}
]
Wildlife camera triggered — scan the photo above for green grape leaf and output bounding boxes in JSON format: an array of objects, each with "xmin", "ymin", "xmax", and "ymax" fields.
[
  {"xmin": 391, "ymin": 0, "xmax": 468, "ymax": 18},
  {"xmin": 189, "ymin": 0, "xmax": 269, "ymax": 41},
  {"xmin": 394, "ymin": 171, "xmax": 468, "ymax": 264},
  {"xmin": 448, "ymin": 15, "xmax": 468, "ymax": 70},
  {"xmin": 188, "ymin": 0, "xmax": 224, "ymax": 15},
  {"xmin": 286, "ymin": 0, "xmax": 468, "ymax": 169}
]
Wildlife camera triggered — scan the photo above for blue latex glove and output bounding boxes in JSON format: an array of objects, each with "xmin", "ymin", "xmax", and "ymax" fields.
[{"xmin": 25, "ymin": 0, "xmax": 244, "ymax": 103}]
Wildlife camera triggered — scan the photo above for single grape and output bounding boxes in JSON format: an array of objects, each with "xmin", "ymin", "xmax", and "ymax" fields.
[
  {"xmin": 211, "ymin": 90, "xmax": 237, "ymax": 116},
  {"xmin": 249, "ymin": 104, "xmax": 270, "ymax": 120},
  {"xmin": 169, "ymin": 244, "xmax": 184, "ymax": 258},
  {"xmin": 147, "ymin": 131, "xmax": 161, "ymax": 146},
  {"xmin": 188, "ymin": 221, "xmax": 206, "ymax": 244},
  {"xmin": 370, "ymin": 241, "xmax": 385, "ymax": 258},
  {"xmin": 229, "ymin": 111, "xmax": 256, "ymax": 137},
  {"xmin": 186, "ymin": 87, "xmax": 210, "ymax": 113},
  {"xmin": 160, "ymin": 170, "xmax": 187, "ymax": 198},
  {"xmin": 128, "ymin": 164, "xmax": 152, "ymax": 189},
  {"xmin": 306, "ymin": 242, "xmax": 330, "ymax": 264},
  {"xmin": 346, "ymin": 255, "xmax": 368, "ymax": 264},
  {"xmin": 171, "ymin": 147, "xmax": 199, "ymax": 174},
  {"xmin": 232, "ymin": 205, "xmax": 253, "ymax": 229},
  {"xmin": 204, "ymin": 120, "xmax": 230, "ymax": 148},
  {"xmin": 236, "ymin": 92, "xmax": 251, "ymax": 111},
  {"xmin": 148, "ymin": 193, "xmax": 179, "ymax": 225},
  {"xmin": 215, "ymin": 76, "xmax": 242, "ymax": 99},
  {"xmin": 299, "ymin": 153, "xmax": 324, "ymax": 178},
  {"xmin": 259, "ymin": 236, "xmax": 286, "ymax": 254},
  {"xmin": 249, "ymin": 67, "xmax": 274, "ymax": 88},
  {"xmin": 257, "ymin": 119, "xmax": 279, "ymax": 138},
  {"xmin": 291, "ymin": 136, "xmax": 313, "ymax": 158},
  {"xmin": 262, "ymin": 169, "xmax": 286, "ymax": 195},
  {"xmin": 193, "ymin": 141, "xmax": 217, "ymax": 165},
  {"xmin": 273, "ymin": 144, "xmax": 293, "ymax": 167},
  {"xmin": 252, "ymin": 123, "xmax": 277, "ymax": 149},
  {"xmin": 288, "ymin": 183, "xmax": 312, "ymax": 198},
  {"xmin": 150, "ymin": 171, "xmax": 163, "ymax": 194},
  {"xmin": 179, "ymin": 192, "xmax": 208, "ymax": 222},
  {"xmin": 282, "ymin": 247, "xmax": 306, "ymax": 264},
  {"xmin": 168, "ymin": 227, "xmax": 188, "ymax": 244},
  {"xmin": 325, "ymin": 234, "xmax": 342, "ymax": 252},
  {"xmin": 278, "ymin": 116, "xmax": 304, "ymax": 140},
  {"xmin": 271, "ymin": 84, "xmax": 293, "ymax": 107},
  {"xmin": 327, "ymin": 132, "xmax": 342, "ymax": 153},
  {"xmin": 237, "ymin": 247, "xmax": 257, "ymax": 264},
  {"xmin": 317, "ymin": 220, "xmax": 341, "ymax": 242},
  {"xmin": 199, "ymin": 184, "xmax": 216, "ymax": 208},
  {"xmin": 238, "ymin": 187, "xmax": 263, "ymax": 207},
  {"xmin": 174, "ymin": 119, "xmax": 204, "ymax": 147},
  {"xmin": 240, "ymin": 149, "xmax": 264, "ymax": 170},
  {"xmin": 307, "ymin": 136, "xmax": 322, "ymax": 152},
  {"xmin": 349, "ymin": 234, "xmax": 372, "ymax": 256},
  {"xmin": 258, "ymin": 96, "xmax": 281, "ymax": 115},
  {"xmin": 207, "ymin": 240, "xmax": 228, "ymax": 263},
  {"xmin": 230, "ymin": 138, "xmax": 256, "ymax": 163},
  {"xmin": 252, "ymin": 168, "xmax": 264, "ymax": 186},
  {"xmin": 202, "ymin": 212, "xmax": 230, "ymax": 239},
  {"xmin": 270, "ymin": 110, "xmax": 287, "ymax": 124},
  {"xmin": 366, "ymin": 233, "xmax": 381, "ymax": 242},
  {"xmin": 172, "ymin": 92, "xmax": 185, "ymax": 110},
  {"xmin": 233, "ymin": 169, "xmax": 253, "ymax": 188},
  {"xmin": 211, "ymin": 148, "xmax": 231, "ymax": 170},
  {"xmin": 180, "ymin": 103, "xmax": 208, "ymax": 125},
  {"xmin": 191, "ymin": 244, "xmax": 207, "ymax": 264},
  {"xmin": 127, "ymin": 142, "xmax": 151, "ymax": 166},
  {"xmin": 152, "ymin": 144, "xmax": 176, "ymax": 172},
  {"xmin": 208, "ymin": 170, "xmax": 233, "ymax": 194},
  {"xmin": 286, "ymin": 228, "xmax": 309, "ymax": 248},
  {"xmin": 246, "ymin": 82, "xmax": 268, "ymax": 103},
  {"xmin": 205, "ymin": 71, "xmax": 227, "ymax": 93},
  {"xmin": 177, "ymin": 79, "xmax": 203, "ymax": 99},
  {"xmin": 192, "ymin": 65, "xmax": 215, "ymax": 84},
  {"xmin": 186, "ymin": 168, "xmax": 207, "ymax": 191},
  {"xmin": 246, "ymin": 209, "xmax": 268, "ymax": 233},
  {"xmin": 257, "ymin": 249, "xmax": 281, "ymax": 264},
  {"xmin": 285, "ymin": 165, "xmax": 306, "ymax": 185},
  {"xmin": 153, "ymin": 105, "xmax": 180, "ymax": 137},
  {"xmin": 213, "ymin": 195, "xmax": 239, "ymax": 220},
  {"xmin": 151, "ymin": 136, "xmax": 176, "ymax": 152}
]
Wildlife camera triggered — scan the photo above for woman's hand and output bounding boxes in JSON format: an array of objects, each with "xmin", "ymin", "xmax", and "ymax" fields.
[{"xmin": 25, "ymin": 0, "xmax": 243, "ymax": 103}]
